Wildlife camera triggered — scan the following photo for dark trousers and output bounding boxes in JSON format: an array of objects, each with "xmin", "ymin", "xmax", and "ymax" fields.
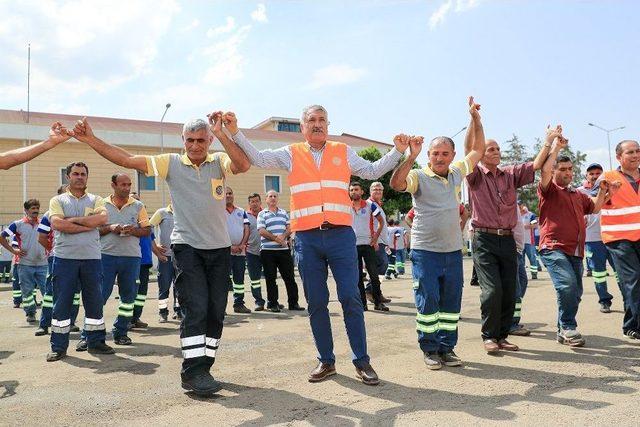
[
  {"xmin": 357, "ymin": 245, "xmax": 382, "ymax": 306},
  {"xmin": 133, "ymin": 264, "xmax": 151, "ymax": 321},
  {"xmin": 173, "ymin": 244, "xmax": 229, "ymax": 380},
  {"xmin": 12, "ymin": 267, "xmax": 21, "ymax": 305},
  {"xmin": 0, "ymin": 261, "xmax": 11, "ymax": 283},
  {"xmin": 261, "ymin": 249, "xmax": 299, "ymax": 308},
  {"xmin": 158, "ymin": 257, "xmax": 179, "ymax": 314},
  {"xmin": 472, "ymin": 232, "xmax": 518, "ymax": 340},
  {"xmin": 606, "ymin": 239, "xmax": 640, "ymax": 333}
]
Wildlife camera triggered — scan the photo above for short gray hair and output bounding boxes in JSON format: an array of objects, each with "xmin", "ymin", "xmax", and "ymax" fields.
[
  {"xmin": 182, "ymin": 118, "xmax": 209, "ymax": 134},
  {"xmin": 370, "ymin": 181, "xmax": 384, "ymax": 190},
  {"xmin": 301, "ymin": 105, "xmax": 329, "ymax": 123},
  {"xmin": 429, "ymin": 136, "xmax": 455, "ymax": 151}
]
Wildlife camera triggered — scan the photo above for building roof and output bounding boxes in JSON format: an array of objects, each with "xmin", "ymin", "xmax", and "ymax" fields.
[{"xmin": 0, "ymin": 109, "xmax": 392, "ymax": 150}]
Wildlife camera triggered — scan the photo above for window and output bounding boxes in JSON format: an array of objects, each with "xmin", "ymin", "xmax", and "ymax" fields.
[
  {"xmin": 60, "ymin": 168, "xmax": 69, "ymax": 186},
  {"xmin": 277, "ymin": 122, "xmax": 301, "ymax": 133},
  {"xmin": 264, "ymin": 175, "xmax": 281, "ymax": 193},
  {"xmin": 137, "ymin": 171, "xmax": 156, "ymax": 191}
]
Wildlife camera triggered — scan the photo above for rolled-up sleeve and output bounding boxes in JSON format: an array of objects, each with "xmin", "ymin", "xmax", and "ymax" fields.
[{"xmin": 348, "ymin": 146, "xmax": 403, "ymax": 180}]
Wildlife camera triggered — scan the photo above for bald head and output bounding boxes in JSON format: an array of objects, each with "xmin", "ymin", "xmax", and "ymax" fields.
[{"xmin": 616, "ymin": 140, "xmax": 639, "ymax": 156}]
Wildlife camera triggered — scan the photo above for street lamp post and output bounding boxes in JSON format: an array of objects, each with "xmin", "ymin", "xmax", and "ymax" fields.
[
  {"xmin": 588, "ymin": 122, "xmax": 625, "ymax": 170},
  {"xmin": 451, "ymin": 126, "xmax": 467, "ymax": 139},
  {"xmin": 160, "ymin": 103, "xmax": 171, "ymax": 206}
]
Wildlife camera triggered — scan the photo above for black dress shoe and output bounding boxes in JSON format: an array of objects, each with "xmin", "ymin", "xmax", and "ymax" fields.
[
  {"xmin": 308, "ymin": 362, "xmax": 336, "ymax": 383},
  {"xmin": 355, "ymin": 363, "xmax": 379, "ymax": 385},
  {"xmin": 288, "ymin": 303, "xmax": 305, "ymax": 311},
  {"xmin": 181, "ymin": 372, "xmax": 222, "ymax": 396}
]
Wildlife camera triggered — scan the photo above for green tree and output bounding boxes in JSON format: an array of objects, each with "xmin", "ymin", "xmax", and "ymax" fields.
[{"xmin": 351, "ymin": 146, "xmax": 417, "ymax": 216}]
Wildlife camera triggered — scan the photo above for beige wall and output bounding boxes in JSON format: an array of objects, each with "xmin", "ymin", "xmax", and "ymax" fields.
[{"xmin": 0, "ymin": 138, "xmax": 291, "ymax": 225}]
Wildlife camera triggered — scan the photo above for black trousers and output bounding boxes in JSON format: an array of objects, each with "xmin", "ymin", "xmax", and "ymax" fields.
[
  {"xmin": 261, "ymin": 249, "xmax": 299, "ymax": 307},
  {"xmin": 472, "ymin": 232, "xmax": 518, "ymax": 340},
  {"xmin": 357, "ymin": 245, "xmax": 382, "ymax": 306},
  {"xmin": 173, "ymin": 244, "xmax": 230, "ymax": 380},
  {"xmin": 133, "ymin": 263, "xmax": 151, "ymax": 321}
]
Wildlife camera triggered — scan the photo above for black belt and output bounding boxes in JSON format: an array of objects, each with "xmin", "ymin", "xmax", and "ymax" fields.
[
  {"xmin": 318, "ymin": 222, "xmax": 348, "ymax": 231},
  {"xmin": 474, "ymin": 227, "xmax": 513, "ymax": 236}
]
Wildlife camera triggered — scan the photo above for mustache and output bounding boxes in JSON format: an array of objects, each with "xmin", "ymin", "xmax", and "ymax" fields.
[{"xmin": 312, "ymin": 127, "xmax": 324, "ymax": 133}]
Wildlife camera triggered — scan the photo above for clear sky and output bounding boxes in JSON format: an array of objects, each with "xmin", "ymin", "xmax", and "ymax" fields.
[{"xmin": 0, "ymin": 0, "xmax": 637, "ymax": 168}]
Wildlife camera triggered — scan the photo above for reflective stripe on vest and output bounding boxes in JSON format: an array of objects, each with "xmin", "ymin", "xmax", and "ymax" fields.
[
  {"xmin": 288, "ymin": 142, "xmax": 352, "ymax": 231},
  {"xmin": 600, "ymin": 170, "xmax": 640, "ymax": 243}
]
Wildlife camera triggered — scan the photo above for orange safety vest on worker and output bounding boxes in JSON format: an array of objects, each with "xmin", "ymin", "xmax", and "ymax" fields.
[
  {"xmin": 600, "ymin": 170, "xmax": 640, "ymax": 244},
  {"xmin": 289, "ymin": 141, "xmax": 352, "ymax": 231}
]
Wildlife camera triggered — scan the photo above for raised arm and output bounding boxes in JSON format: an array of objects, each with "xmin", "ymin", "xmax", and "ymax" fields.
[
  {"xmin": 539, "ymin": 126, "xmax": 565, "ymax": 192},
  {"xmin": 465, "ymin": 96, "xmax": 486, "ymax": 168},
  {"xmin": 349, "ymin": 135, "xmax": 407, "ymax": 180},
  {"xmin": 232, "ymin": 127, "xmax": 292, "ymax": 170},
  {"xmin": 73, "ymin": 118, "xmax": 149, "ymax": 174},
  {"xmin": 210, "ymin": 112, "xmax": 250, "ymax": 174},
  {"xmin": 390, "ymin": 135, "xmax": 420, "ymax": 192},
  {"xmin": 532, "ymin": 125, "xmax": 559, "ymax": 171},
  {"xmin": 0, "ymin": 122, "xmax": 71, "ymax": 170}
]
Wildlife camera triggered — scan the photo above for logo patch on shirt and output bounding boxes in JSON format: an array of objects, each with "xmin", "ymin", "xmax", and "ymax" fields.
[
  {"xmin": 332, "ymin": 156, "xmax": 342, "ymax": 166},
  {"xmin": 237, "ymin": 212, "xmax": 242, "ymax": 217},
  {"xmin": 215, "ymin": 185, "xmax": 224, "ymax": 196}
]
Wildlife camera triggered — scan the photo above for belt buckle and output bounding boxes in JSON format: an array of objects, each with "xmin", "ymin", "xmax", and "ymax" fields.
[
  {"xmin": 319, "ymin": 222, "xmax": 330, "ymax": 231},
  {"xmin": 497, "ymin": 229, "xmax": 505, "ymax": 236}
]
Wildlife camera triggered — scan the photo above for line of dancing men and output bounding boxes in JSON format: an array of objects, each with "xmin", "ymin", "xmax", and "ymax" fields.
[{"xmin": 1, "ymin": 98, "xmax": 639, "ymax": 397}]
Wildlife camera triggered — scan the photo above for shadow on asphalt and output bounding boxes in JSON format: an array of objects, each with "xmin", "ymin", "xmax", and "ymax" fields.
[
  {"xmin": 61, "ymin": 353, "xmax": 161, "ymax": 375},
  {"xmin": 0, "ymin": 380, "xmax": 18, "ymax": 399},
  {"xmin": 0, "ymin": 350, "xmax": 14, "ymax": 365}
]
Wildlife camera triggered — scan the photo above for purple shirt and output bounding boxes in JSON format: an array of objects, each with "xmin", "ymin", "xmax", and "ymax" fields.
[{"xmin": 467, "ymin": 162, "xmax": 535, "ymax": 230}]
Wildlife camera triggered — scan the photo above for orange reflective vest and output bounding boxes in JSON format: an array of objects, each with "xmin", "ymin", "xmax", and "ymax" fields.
[
  {"xmin": 600, "ymin": 170, "xmax": 640, "ymax": 244},
  {"xmin": 289, "ymin": 141, "xmax": 352, "ymax": 231}
]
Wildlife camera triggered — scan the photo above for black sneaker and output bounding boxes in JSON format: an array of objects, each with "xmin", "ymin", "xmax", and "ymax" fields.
[
  {"xmin": 46, "ymin": 350, "xmax": 67, "ymax": 362},
  {"xmin": 34, "ymin": 327, "xmax": 49, "ymax": 336},
  {"xmin": 233, "ymin": 304, "xmax": 251, "ymax": 314},
  {"xmin": 88, "ymin": 342, "xmax": 115, "ymax": 354},
  {"xmin": 624, "ymin": 330, "xmax": 640, "ymax": 340},
  {"xmin": 76, "ymin": 339, "xmax": 88, "ymax": 352},
  {"xmin": 599, "ymin": 303, "xmax": 612, "ymax": 313},
  {"xmin": 181, "ymin": 372, "xmax": 223, "ymax": 396},
  {"xmin": 439, "ymin": 350, "xmax": 462, "ymax": 367},
  {"xmin": 114, "ymin": 335, "xmax": 132, "ymax": 345},
  {"xmin": 70, "ymin": 324, "xmax": 80, "ymax": 333},
  {"xmin": 423, "ymin": 352, "xmax": 442, "ymax": 370}
]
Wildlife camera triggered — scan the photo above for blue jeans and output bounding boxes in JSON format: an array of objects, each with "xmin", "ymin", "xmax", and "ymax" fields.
[
  {"xmin": 246, "ymin": 252, "xmax": 266, "ymax": 307},
  {"xmin": 17, "ymin": 264, "xmax": 47, "ymax": 315},
  {"xmin": 295, "ymin": 226, "xmax": 369, "ymax": 368},
  {"xmin": 396, "ymin": 249, "xmax": 406, "ymax": 274},
  {"xmin": 365, "ymin": 244, "xmax": 389, "ymax": 292},
  {"xmin": 411, "ymin": 249, "xmax": 463, "ymax": 353},
  {"xmin": 51, "ymin": 257, "xmax": 105, "ymax": 352},
  {"xmin": 40, "ymin": 256, "xmax": 80, "ymax": 328},
  {"xmin": 585, "ymin": 241, "xmax": 618, "ymax": 305},
  {"xmin": 540, "ymin": 249, "xmax": 583, "ymax": 331},
  {"xmin": 512, "ymin": 251, "xmax": 529, "ymax": 329},
  {"xmin": 523, "ymin": 243, "xmax": 538, "ymax": 276},
  {"xmin": 101, "ymin": 254, "xmax": 140, "ymax": 338},
  {"xmin": 605, "ymin": 239, "xmax": 640, "ymax": 333},
  {"xmin": 12, "ymin": 266, "xmax": 21, "ymax": 305}
]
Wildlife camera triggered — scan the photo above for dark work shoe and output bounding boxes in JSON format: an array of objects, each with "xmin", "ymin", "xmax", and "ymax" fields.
[
  {"xmin": 76, "ymin": 339, "xmax": 88, "ymax": 352},
  {"xmin": 13, "ymin": 302, "xmax": 21, "ymax": 309},
  {"xmin": 181, "ymin": 372, "xmax": 222, "ymax": 396},
  {"xmin": 70, "ymin": 324, "xmax": 80, "ymax": 333},
  {"xmin": 288, "ymin": 303, "xmax": 305, "ymax": 311},
  {"xmin": 373, "ymin": 303, "xmax": 389, "ymax": 312},
  {"xmin": 159, "ymin": 312, "xmax": 169, "ymax": 323},
  {"xmin": 424, "ymin": 352, "xmax": 443, "ymax": 370},
  {"xmin": 88, "ymin": 342, "xmax": 115, "ymax": 354},
  {"xmin": 355, "ymin": 363, "xmax": 379, "ymax": 385},
  {"xmin": 599, "ymin": 303, "xmax": 612, "ymax": 314},
  {"xmin": 557, "ymin": 329, "xmax": 585, "ymax": 347},
  {"xmin": 624, "ymin": 330, "xmax": 640, "ymax": 340},
  {"xmin": 114, "ymin": 335, "xmax": 132, "ymax": 346},
  {"xmin": 439, "ymin": 350, "xmax": 462, "ymax": 367},
  {"xmin": 531, "ymin": 273, "xmax": 538, "ymax": 280},
  {"xmin": 46, "ymin": 351, "xmax": 67, "ymax": 362},
  {"xmin": 509, "ymin": 326, "xmax": 531, "ymax": 336},
  {"xmin": 26, "ymin": 313, "xmax": 37, "ymax": 323},
  {"xmin": 35, "ymin": 327, "xmax": 49, "ymax": 336},
  {"xmin": 586, "ymin": 270, "xmax": 592, "ymax": 277},
  {"xmin": 365, "ymin": 292, "xmax": 374, "ymax": 303},
  {"xmin": 469, "ymin": 279, "xmax": 479, "ymax": 287},
  {"xmin": 130, "ymin": 319, "xmax": 148, "ymax": 329},
  {"xmin": 233, "ymin": 304, "xmax": 251, "ymax": 314},
  {"xmin": 172, "ymin": 311, "xmax": 184, "ymax": 320},
  {"xmin": 269, "ymin": 305, "xmax": 281, "ymax": 313},
  {"xmin": 254, "ymin": 305, "xmax": 265, "ymax": 312},
  {"xmin": 380, "ymin": 294, "xmax": 392, "ymax": 303},
  {"xmin": 308, "ymin": 362, "xmax": 337, "ymax": 383}
]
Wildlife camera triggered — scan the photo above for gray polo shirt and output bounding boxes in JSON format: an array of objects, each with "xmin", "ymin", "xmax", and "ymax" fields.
[
  {"xmin": 150, "ymin": 206, "xmax": 175, "ymax": 257},
  {"xmin": 226, "ymin": 206, "xmax": 249, "ymax": 256},
  {"xmin": 246, "ymin": 211, "xmax": 261, "ymax": 256},
  {"xmin": 1, "ymin": 218, "xmax": 48, "ymax": 266},
  {"xmin": 100, "ymin": 196, "xmax": 150, "ymax": 258},
  {"xmin": 351, "ymin": 200, "xmax": 382, "ymax": 246},
  {"xmin": 369, "ymin": 198, "xmax": 389, "ymax": 246},
  {"xmin": 49, "ymin": 192, "xmax": 107, "ymax": 260},
  {"xmin": 145, "ymin": 153, "xmax": 232, "ymax": 250},
  {"xmin": 405, "ymin": 157, "xmax": 471, "ymax": 252}
]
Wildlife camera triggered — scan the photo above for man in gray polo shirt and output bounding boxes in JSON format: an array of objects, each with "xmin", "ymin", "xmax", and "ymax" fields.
[
  {"xmin": 72, "ymin": 113, "xmax": 250, "ymax": 396},
  {"xmin": 46, "ymin": 161, "xmax": 114, "ymax": 361},
  {"xmin": 76, "ymin": 173, "xmax": 150, "ymax": 349},
  {"xmin": 390, "ymin": 97, "xmax": 486, "ymax": 369}
]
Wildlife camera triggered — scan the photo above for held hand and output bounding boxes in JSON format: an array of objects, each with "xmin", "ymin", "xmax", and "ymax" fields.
[
  {"xmin": 72, "ymin": 117, "xmax": 95, "ymax": 143},
  {"xmin": 393, "ymin": 133, "xmax": 411, "ymax": 153},
  {"xmin": 552, "ymin": 135, "xmax": 569, "ymax": 151},
  {"xmin": 110, "ymin": 224, "xmax": 123, "ymax": 234},
  {"xmin": 370, "ymin": 240, "xmax": 379, "ymax": 251},
  {"xmin": 158, "ymin": 254, "xmax": 168, "ymax": 263},
  {"xmin": 14, "ymin": 248, "xmax": 27, "ymax": 256},
  {"xmin": 223, "ymin": 112, "xmax": 238, "ymax": 135},
  {"xmin": 207, "ymin": 111, "xmax": 224, "ymax": 137},
  {"xmin": 545, "ymin": 124, "xmax": 563, "ymax": 145},
  {"xmin": 468, "ymin": 96, "xmax": 481, "ymax": 121},
  {"xmin": 408, "ymin": 135, "xmax": 423, "ymax": 159},
  {"xmin": 48, "ymin": 122, "xmax": 73, "ymax": 145},
  {"xmin": 607, "ymin": 180, "xmax": 622, "ymax": 197},
  {"xmin": 157, "ymin": 244, "xmax": 167, "ymax": 253}
]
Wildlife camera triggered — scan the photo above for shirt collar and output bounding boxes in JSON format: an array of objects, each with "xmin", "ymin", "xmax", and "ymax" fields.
[
  {"xmin": 106, "ymin": 195, "xmax": 137, "ymax": 208},
  {"xmin": 478, "ymin": 162, "xmax": 505, "ymax": 176},
  {"xmin": 167, "ymin": 204, "xmax": 173, "ymax": 213},
  {"xmin": 65, "ymin": 190, "xmax": 88, "ymax": 199},
  {"xmin": 424, "ymin": 164, "xmax": 450, "ymax": 181},
  {"xmin": 21, "ymin": 216, "xmax": 38, "ymax": 225},
  {"xmin": 368, "ymin": 197, "xmax": 383, "ymax": 206},
  {"xmin": 180, "ymin": 153, "xmax": 215, "ymax": 167}
]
